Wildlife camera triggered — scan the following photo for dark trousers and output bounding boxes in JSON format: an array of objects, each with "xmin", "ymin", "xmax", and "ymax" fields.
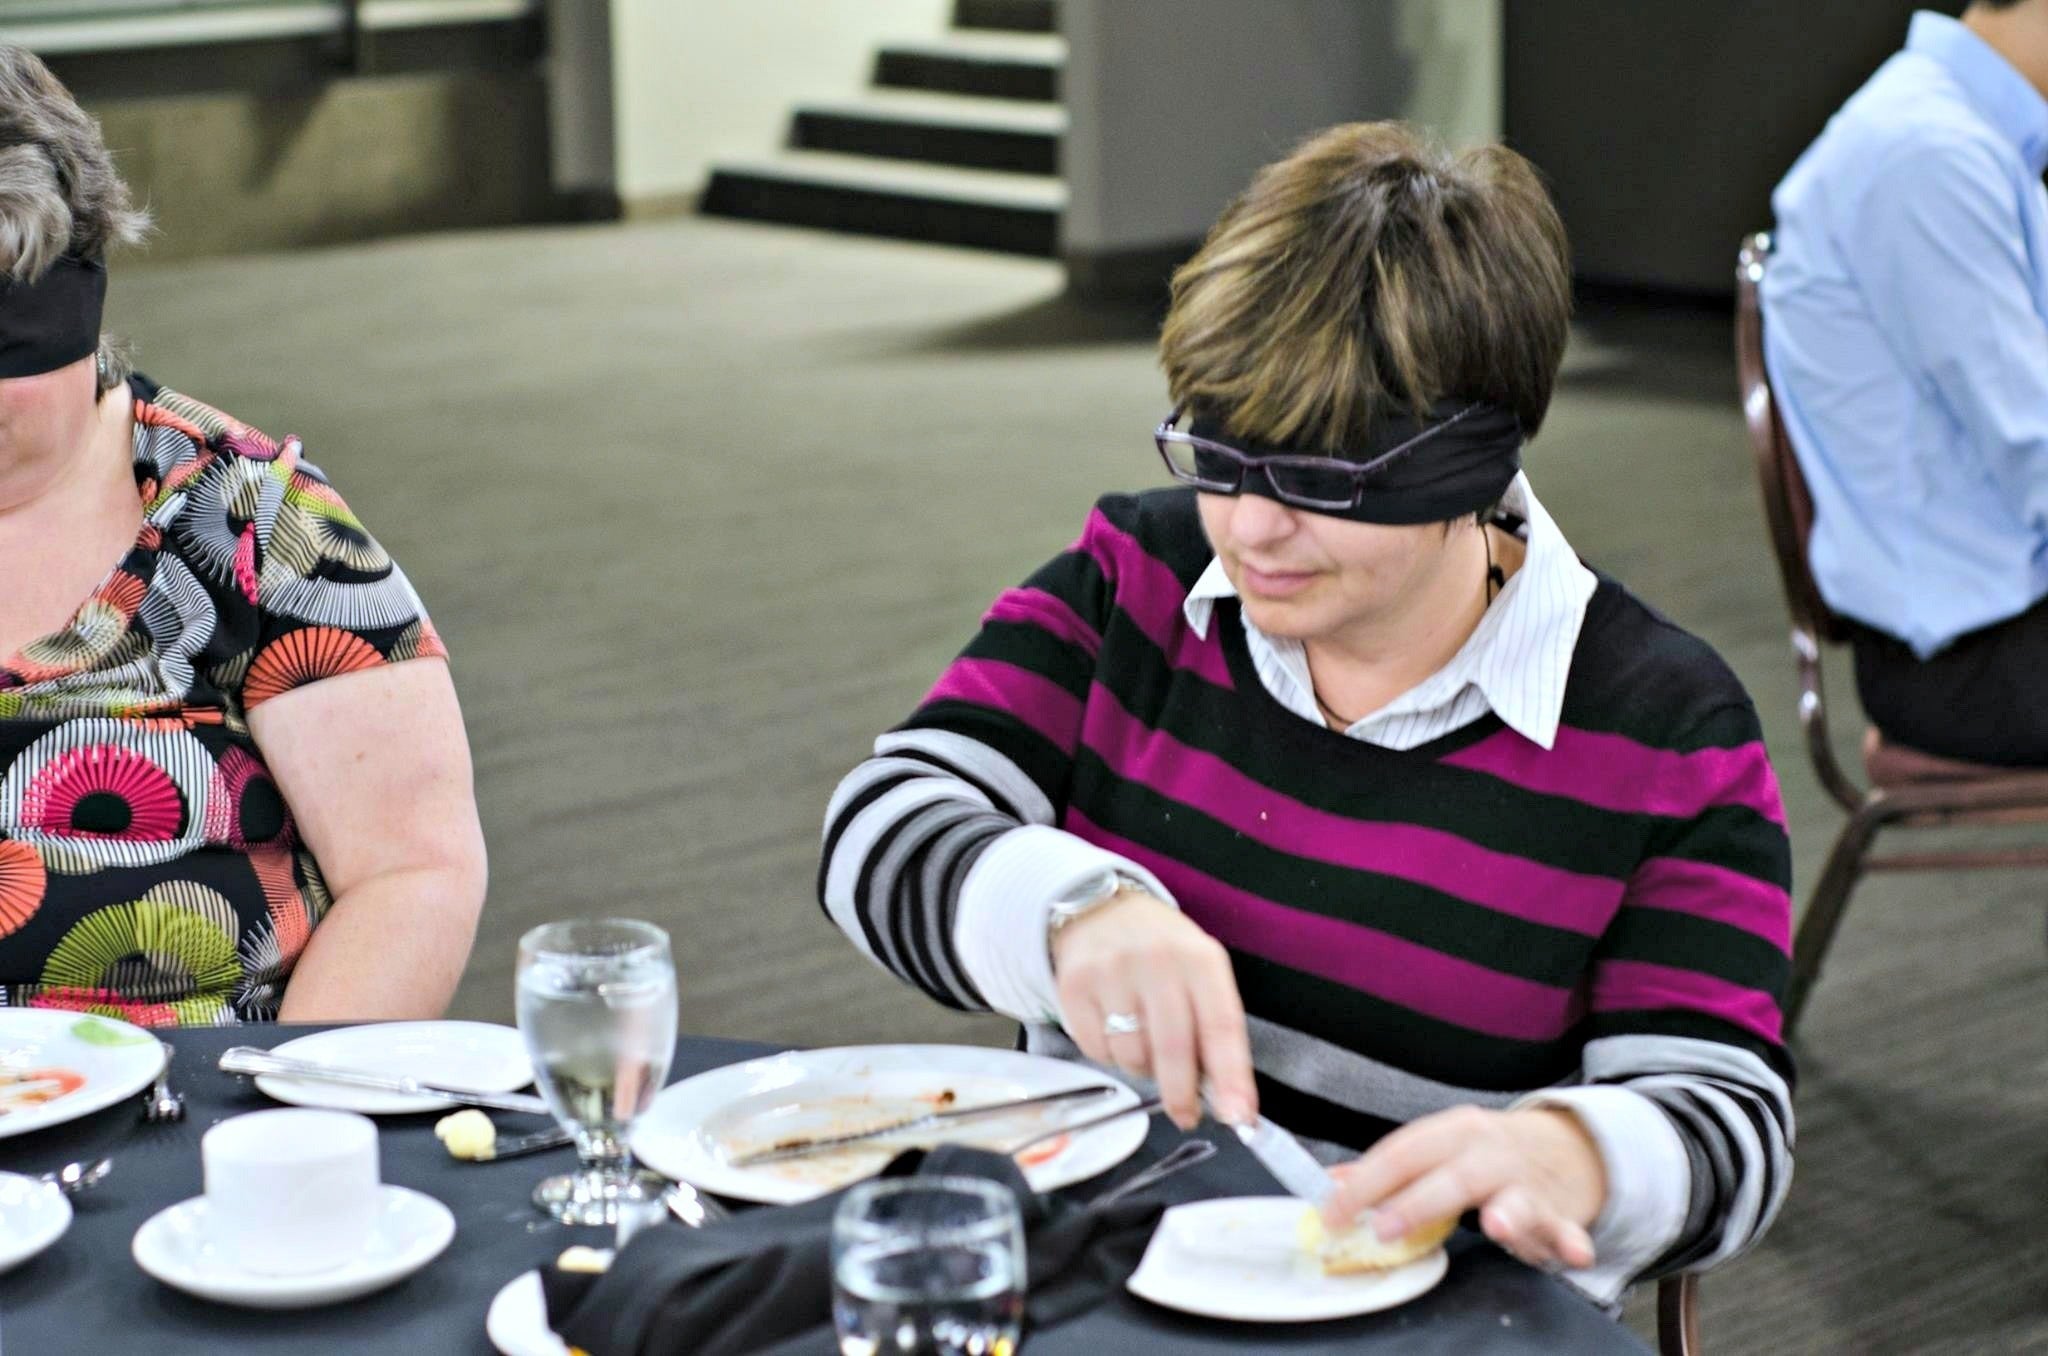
[{"xmin": 1851, "ymin": 595, "xmax": 2048, "ymax": 766}]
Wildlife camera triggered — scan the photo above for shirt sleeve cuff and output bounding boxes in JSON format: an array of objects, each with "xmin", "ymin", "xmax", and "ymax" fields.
[
  {"xmin": 1513, "ymin": 1085, "xmax": 1691, "ymax": 1305},
  {"xmin": 951, "ymin": 824, "xmax": 1177, "ymax": 1025}
]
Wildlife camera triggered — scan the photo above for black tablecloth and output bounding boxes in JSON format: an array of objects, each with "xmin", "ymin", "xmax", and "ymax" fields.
[{"xmin": 0, "ymin": 1026, "xmax": 1649, "ymax": 1354}]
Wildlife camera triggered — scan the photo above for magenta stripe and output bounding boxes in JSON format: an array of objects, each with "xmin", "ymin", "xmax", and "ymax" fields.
[
  {"xmin": 923, "ymin": 658, "xmax": 1082, "ymax": 750},
  {"xmin": 982, "ymin": 587, "xmax": 1101, "ymax": 660},
  {"xmin": 1627, "ymin": 858, "xmax": 1792, "ymax": 954},
  {"xmin": 1071, "ymin": 510, "xmax": 1234, "ymax": 689},
  {"xmin": 1066, "ymin": 809, "xmax": 1581, "ymax": 1042},
  {"xmin": 1081, "ymin": 699, "xmax": 1624, "ymax": 934},
  {"xmin": 1442, "ymin": 727, "xmax": 1787, "ymax": 828},
  {"xmin": 1591, "ymin": 959, "xmax": 1782, "ymax": 1044}
]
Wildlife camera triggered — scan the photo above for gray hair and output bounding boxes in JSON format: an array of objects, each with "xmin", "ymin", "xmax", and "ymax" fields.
[{"xmin": 0, "ymin": 44, "xmax": 148, "ymax": 391}]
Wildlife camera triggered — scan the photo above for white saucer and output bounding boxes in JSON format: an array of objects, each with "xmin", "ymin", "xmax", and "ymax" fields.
[
  {"xmin": 132, "ymin": 1184, "xmax": 455, "ymax": 1308},
  {"xmin": 487, "ymin": 1271, "xmax": 570, "ymax": 1356},
  {"xmin": 0, "ymin": 1173, "xmax": 71, "ymax": 1273},
  {"xmin": 255, "ymin": 1021, "xmax": 533, "ymax": 1114},
  {"xmin": 1127, "ymin": 1197, "xmax": 1448, "ymax": 1323}
]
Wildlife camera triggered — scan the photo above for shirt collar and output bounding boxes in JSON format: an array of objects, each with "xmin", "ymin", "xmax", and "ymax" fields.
[
  {"xmin": 1908, "ymin": 10, "xmax": 2048, "ymax": 176},
  {"xmin": 1181, "ymin": 472, "xmax": 1594, "ymax": 750}
]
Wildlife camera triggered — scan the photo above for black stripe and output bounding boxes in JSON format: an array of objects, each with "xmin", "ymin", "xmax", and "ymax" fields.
[
  {"xmin": 1233, "ymin": 953, "xmax": 1582, "ymax": 1092},
  {"xmin": 886, "ymin": 746, "xmax": 1026, "ymax": 820},
  {"xmin": 1643, "ymin": 804, "xmax": 1793, "ymax": 888},
  {"xmin": 899, "ymin": 702, "xmax": 1074, "ymax": 806},
  {"xmin": 1599, "ymin": 908, "xmax": 1792, "ymax": 999},
  {"xmin": 817, "ymin": 769, "xmax": 927, "ymax": 917},
  {"xmin": 960, "ymin": 619, "xmax": 1096, "ymax": 700}
]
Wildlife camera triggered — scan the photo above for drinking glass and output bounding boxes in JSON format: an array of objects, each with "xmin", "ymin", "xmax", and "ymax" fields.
[
  {"xmin": 832, "ymin": 1177, "xmax": 1026, "ymax": 1356},
  {"xmin": 515, "ymin": 918, "xmax": 678, "ymax": 1225}
]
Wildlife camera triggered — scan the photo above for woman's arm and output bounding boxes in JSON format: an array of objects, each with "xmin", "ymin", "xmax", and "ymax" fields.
[
  {"xmin": 1328, "ymin": 701, "xmax": 1795, "ymax": 1302},
  {"xmin": 248, "ymin": 657, "xmax": 487, "ymax": 1021}
]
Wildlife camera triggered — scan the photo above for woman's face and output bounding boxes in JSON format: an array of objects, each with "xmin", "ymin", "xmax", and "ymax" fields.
[
  {"xmin": 0, "ymin": 355, "xmax": 97, "ymax": 467},
  {"xmin": 1196, "ymin": 489, "xmax": 1467, "ymax": 645}
]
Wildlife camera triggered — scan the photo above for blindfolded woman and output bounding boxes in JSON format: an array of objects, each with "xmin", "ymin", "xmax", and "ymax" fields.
[
  {"xmin": 0, "ymin": 47, "xmax": 485, "ymax": 1025},
  {"xmin": 820, "ymin": 122, "xmax": 1793, "ymax": 1303}
]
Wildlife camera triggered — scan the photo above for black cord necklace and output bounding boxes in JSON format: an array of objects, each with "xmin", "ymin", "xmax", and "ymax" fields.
[{"xmin": 1312, "ymin": 523, "xmax": 1504, "ymax": 730}]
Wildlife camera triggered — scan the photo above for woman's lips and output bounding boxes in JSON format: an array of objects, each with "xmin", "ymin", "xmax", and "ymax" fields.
[{"xmin": 1239, "ymin": 564, "xmax": 1319, "ymax": 598}]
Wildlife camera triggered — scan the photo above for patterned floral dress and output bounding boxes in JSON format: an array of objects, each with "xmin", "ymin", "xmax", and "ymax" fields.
[{"xmin": 0, "ymin": 379, "xmax": 444, "ymax": 1026}]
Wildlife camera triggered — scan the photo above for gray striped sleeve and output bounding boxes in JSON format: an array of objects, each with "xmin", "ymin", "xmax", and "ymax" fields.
[
  {"xmin": 1581, "ymin": 1035, "xmax": 1794, "ymax": 1273},
  {"xmin": 819, "ymin": 729, "xmax": 1056, "ymax": 1011}
]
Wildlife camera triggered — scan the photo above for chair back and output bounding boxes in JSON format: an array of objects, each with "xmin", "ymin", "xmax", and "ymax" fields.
[{"xmin": 1735, "ymin": 234, "xmax": 1849, "ymax": 646}]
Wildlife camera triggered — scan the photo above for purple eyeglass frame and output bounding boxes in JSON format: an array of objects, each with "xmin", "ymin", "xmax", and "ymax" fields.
[{"xmin": 1152, "ymin": 403, "xmax": 1481, "ymax": 510}]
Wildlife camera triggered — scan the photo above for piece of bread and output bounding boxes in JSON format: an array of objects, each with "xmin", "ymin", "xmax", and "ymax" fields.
[{"xmin": 1298, "ymin": 1205, "xmax": 1454, "ymax": 1274}]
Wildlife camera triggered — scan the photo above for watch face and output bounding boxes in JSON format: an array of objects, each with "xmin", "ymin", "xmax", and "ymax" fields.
[{"xmin": 1055, "ymin": 870, "xmax": 1122, "ymax": 910}]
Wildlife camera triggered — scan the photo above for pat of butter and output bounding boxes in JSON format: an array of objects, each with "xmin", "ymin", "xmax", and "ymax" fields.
[
  {"xmin": 1296, "ymin": 1204, "xmax": 1325, "ymax": 1255},
  {"xmin": 556, "ymin": 1245, "xmax": 613, "ymax": 1275},
  {"xmin": 434, "ymin": 1108, "xmax": 497, "ymax": 1160}
]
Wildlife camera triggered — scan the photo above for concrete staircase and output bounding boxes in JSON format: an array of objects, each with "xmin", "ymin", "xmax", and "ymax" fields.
[{"xmin": 699, "ymin": 0, "xmax": 1063, "ymax": 256}]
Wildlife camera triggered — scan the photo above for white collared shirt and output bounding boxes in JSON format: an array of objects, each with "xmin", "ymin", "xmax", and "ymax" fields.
[{"xmin": 1181, "ymin": 471, "xmax": 1597, "ymax": 750}]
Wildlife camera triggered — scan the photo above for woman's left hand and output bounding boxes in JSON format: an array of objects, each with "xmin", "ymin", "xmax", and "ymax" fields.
[{"xmin": 1321, "ymin": 1105, "xmax": 1608, "ymax": 1272}]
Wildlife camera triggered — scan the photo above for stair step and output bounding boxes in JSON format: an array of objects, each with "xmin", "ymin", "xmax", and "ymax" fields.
[
  {"xmin": 955, "ymin": 0, "xmax": 1056, "ymax": 33},
  {"xmin": 793, "ymin": 91, "xmax": 1063, "ymax": 174},
  {"xmin": 875, "ymin": 33, "xmax": 1064, "ymax": 101},
  {"xmin": 700, "ymin": 150, "xmax": 1063, "ymax": 257}
]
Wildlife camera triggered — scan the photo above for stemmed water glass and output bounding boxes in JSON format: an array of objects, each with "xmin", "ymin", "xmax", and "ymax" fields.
[{"xmin": 514, "ymin": 918, "xmax": 678, "ymax": 1225}]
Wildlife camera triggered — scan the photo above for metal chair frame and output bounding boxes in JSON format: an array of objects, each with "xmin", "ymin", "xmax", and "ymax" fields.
[{"xmin": 1736, "ymin": 233, "xmax": 2048, "ymax": 1037}]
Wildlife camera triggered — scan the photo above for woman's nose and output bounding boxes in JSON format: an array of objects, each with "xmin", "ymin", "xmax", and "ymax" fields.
[{"xmin": 1226, "ymin": 489, "xmax": 1299, "ymax": 545}]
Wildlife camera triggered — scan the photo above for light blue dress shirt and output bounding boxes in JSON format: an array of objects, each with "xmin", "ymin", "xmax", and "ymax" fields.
[{"xmin": 1764, "ymin": 11, "xmax": 2048, "ymax": 658}]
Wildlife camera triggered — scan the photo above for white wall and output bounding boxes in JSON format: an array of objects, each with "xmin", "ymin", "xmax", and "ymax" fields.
[
  {"xmin": 1062, "ymin": 0, "xmax": 1502, "ymax": 258},
  {"xmin": 549, "ymin": 0, "xmax": 954, "ymax": 207}
]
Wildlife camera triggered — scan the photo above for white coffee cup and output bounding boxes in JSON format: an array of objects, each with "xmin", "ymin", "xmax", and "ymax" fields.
[{"xmin": 201, "ymin": 1108, "xmax": 381, "ymax": 1275}]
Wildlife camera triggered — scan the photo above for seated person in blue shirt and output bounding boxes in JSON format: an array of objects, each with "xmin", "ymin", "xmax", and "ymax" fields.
[{"xmin": 1765, "ymin": 1, "xmax": 2048, "ymax": 765}]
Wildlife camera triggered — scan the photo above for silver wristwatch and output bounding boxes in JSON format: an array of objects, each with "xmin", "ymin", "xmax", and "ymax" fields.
[{"xmin": 1047, "ymin": 868, "xmax": 1148, "ymax": 938}]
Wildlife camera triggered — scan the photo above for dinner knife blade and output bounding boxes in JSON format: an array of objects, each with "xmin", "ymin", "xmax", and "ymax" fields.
[
  {"xmin": 1233, "ymin": 1116, "xmax": 1335, "ymax": 1208},
  {"xmin": 729, "ymin": 1082, "xmax": 1119, "ymax": 1167},
  {"xmin": 218, "ymin": 1046, "xmax": 552, "ymax": 1116}
]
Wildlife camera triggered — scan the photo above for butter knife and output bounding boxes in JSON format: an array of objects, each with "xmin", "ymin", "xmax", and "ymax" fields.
[
  {"xmin": 1233, "ymin": 1115, "xmax": 1335, "ymax": 1208},
  {"xmin": 219, "ymin": 1046, "xmax": 552, "ymax": 1116},
  {"xmin": 729, "ymin": 1082, "xmax": 1118, "ymax": 1167}
]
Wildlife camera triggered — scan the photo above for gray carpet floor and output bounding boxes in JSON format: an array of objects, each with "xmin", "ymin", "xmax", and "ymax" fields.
[{"xmin": 106, "ymin": 215, "xmax": 2048, "ymax": 1353}]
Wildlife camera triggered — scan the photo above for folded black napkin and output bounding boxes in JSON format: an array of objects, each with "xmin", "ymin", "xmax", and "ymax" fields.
[{"xmin": 543, "ymin": 1145, "xmax": 1164, "ymax": 1356}]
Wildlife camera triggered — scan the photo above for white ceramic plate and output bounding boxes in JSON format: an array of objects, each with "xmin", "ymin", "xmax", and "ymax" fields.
[
  {"xmin": 0, "ymin": 1009, "xmax": 166, "ymax": 1141},
  {"xmin": 0, "ymin": 1173, "xmax": 71, "ymax": 1273},
  {"xmin": 131, "ymin": 1184, "xmax": 455, "ymax": 1309},
  {"xmin": 1127, "ymin": 1197, "xmax": 1448, "ymax": 1323},
  {"xmin": 254, "ymin": 1021, "xmax": 533, "ymax": 1114},
  {"xmin": 630, "ymin": 1044, "xmax": 1146, "ymax": 1205},
  {"xmin": 486, "ymin": 1271, "xmax": 571, "ymax": 1356}
]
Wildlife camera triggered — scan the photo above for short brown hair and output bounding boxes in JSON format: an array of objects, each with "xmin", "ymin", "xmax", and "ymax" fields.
[{"xmin": 1159, "ymin": 122, "xmax": 1571, "ymax": 454}]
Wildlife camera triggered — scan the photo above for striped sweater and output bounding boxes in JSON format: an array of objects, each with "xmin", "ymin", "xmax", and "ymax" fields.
[{"xmin": 821, "ymin": 488, "xmax": 1794, "ymax": 1279}]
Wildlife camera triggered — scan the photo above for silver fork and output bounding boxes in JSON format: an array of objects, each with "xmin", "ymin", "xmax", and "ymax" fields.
[
  {"xmin": 140, "ymin": 1041, "xmax": 184, "ymax": 1124},
  {"xmin": 1090, "ymin": 1139, "xmax": 1217, "ymax": 1209}
]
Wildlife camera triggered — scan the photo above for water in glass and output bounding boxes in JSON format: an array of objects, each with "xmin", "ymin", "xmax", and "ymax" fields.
[
  {"xmin": 515, "ymin": 919, "xmax": 677, "ymax": 1224},
  {"xmin": 832, "ymin": 1178, "xmax": 1025, "ymax": 1356}
]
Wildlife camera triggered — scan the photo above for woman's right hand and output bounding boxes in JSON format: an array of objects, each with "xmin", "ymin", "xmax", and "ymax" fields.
[{"xmin": 1050, "ymin": 891, "xmax": 1258, "ymax": 1132}]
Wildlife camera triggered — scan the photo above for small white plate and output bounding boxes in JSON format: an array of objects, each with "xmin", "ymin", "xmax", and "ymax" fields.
[
  {"xmin": 486, "ymin": 1271, "xmax": 571, "ymax": 1356},
  {"xmin": 254, "ymin": 1021, "xmax": 533, "ymax": 1114},
  {"xmin": 1127, "ymin": 1197, "xmax": 1448, "ymax": 1323},
  {"xmin": 630, "ymin": 1044, "xmax": 1146, "ymax": 1205},
  {"xmin": 131, "ymin": 1184, "xmax": 455, "ymax": 1308},
  {"xmin": 0, "ymin": 1173, "xmax": 71, "ymax": 1273},
  {"xmin": 0, "ymin": 1009, "xmax": 166, "ymax": 1140}
]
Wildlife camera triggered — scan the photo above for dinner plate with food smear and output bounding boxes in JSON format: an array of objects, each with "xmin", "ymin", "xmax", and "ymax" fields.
[
  {"xmin": 629, "ymin": 1044, "xmax": 1147, "ymax": 1205},
  {"xmin": 1127, "ymin": 1197, "xmax": 1451, "ymax": 1322},
  {"xmin": 0, "ymin": 1009, "xmax": 166, "ymax": 1141}
]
